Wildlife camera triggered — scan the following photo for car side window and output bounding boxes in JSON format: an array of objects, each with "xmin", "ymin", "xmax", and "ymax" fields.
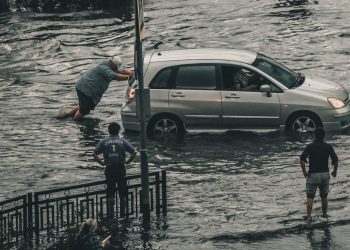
[
  {"xmin": 149, "ymin": 68, "xmax": 172, "ymax": 89},
  {"xmin": 175, "ymin": 65, "xmax": 216, "ymax": 90},
  {"xmin": 221, "ymin": 65, "xmax": 282, "ymax": 93}
]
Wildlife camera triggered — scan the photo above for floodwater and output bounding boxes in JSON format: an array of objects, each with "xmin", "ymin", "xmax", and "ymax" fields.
[{"xmin": 1, "ymin": 0, "xmax": 350, "ymax": 249}]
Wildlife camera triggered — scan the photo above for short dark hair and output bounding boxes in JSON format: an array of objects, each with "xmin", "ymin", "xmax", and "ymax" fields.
[
  {"xmin": 108, "ymin": 122, "xmax": 120, "ymax": 135},
  {"xmin": 314, "ymin": 127, "xmax": 325, "ymax": 140}
]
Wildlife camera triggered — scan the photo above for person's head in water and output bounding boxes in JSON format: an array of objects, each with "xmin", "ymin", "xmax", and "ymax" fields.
[
  {"xmin": 314, "ymin": 127, "xmax": 325, "ymax": 140},
  {"xmin": 108, "ymin": 122, "xmax": 121, "ymax": 135}
]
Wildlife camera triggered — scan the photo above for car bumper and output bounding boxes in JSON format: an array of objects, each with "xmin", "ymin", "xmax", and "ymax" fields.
[
  {"xmin": 322, "ymin": 110, "xmax": 350, "ymax": 131},
  {"xmin": 121, "ymin": 112, "xmax": 142, "ymax": 131}
]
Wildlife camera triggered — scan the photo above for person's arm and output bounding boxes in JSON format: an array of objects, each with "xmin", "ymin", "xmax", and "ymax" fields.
[
  {"xmin": 93, "ymin": 151, "xmax": 105, "ymax": 166},
  {"xmin": 330, "ymin": 145, "xmax": 338, "ymax": 177},
  {"xmin": 125, "ymin": 149, "xmax": 137, "ymax": 164},
  {"xmin": 94, "ymin": 140, "xmax": 105, "ymax": 166},
  {"xmin": 114, "ymin": 73, "xmax": 129, "ymax": 81},
  {"xmin": 119, "ymin": 68, "xmax": 134, "ymax": 75},
  {"xmin": 241, "ymin": 84, "xmax": 258, "ymax": 91},
  {"xmin": 114, "ymin": 69, "xmax": 135, "ymax": 81},
  {"xmin": 300, "ymin": 146, "xmax": 309, "ymax": 178},
  {"xmin": 101, "ymin": 235, "xmax": 111, "ymax": 248},
  {"xmin": 331, "ymin": 161, "xmax": 338, "ymax": 177},
  {"xmin": 300, "ymin": 159, "xmax": 308, "ymax": 178}
]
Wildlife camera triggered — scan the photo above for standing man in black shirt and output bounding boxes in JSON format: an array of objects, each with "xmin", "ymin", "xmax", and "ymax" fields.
[{"xmin": 300, "ymin": 127, "xmax": 338, "ymax": 223}]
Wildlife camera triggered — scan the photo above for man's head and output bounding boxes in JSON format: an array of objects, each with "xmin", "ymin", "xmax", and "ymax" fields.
[
  {"xmin": 108, "ymin": 122, "xmax": 121, "ymax": 135},
  {"xmin": 314, "ymin": 127, "xmax": 325, "ymax": 140},
  {"xmin": 109, "ymin": 56, "xmax": 122, "ymax": 72}
]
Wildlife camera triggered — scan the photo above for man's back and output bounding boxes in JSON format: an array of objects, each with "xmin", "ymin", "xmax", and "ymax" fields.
[
  {"xmin": 76, "ymin": 60, "xmax": 114, "ymax": 104},
  {"xmin": 300, "ymin": 139, "xmax": 338, "ymax": 173}
]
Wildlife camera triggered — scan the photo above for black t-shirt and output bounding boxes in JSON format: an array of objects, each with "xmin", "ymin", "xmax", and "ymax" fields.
[{"xmin": 300, "ymin": 139, "xmax": 338, "ymax": 173}]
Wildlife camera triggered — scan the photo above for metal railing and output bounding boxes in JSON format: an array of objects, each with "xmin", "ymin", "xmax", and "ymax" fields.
[{"xmin": 0, "ymin": 170, "xmax": 167, "ymax": 249}]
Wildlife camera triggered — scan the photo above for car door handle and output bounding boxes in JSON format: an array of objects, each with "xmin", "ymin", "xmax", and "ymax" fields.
[
  {"xmin": 171, "ymin": 92, "xmax": 186, "ymax": 97},
  {"xmin": 225, "ymin": 94, "xmax": 240, "ymax": 99}
]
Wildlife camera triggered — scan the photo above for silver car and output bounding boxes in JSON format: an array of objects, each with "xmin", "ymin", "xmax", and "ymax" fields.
[{"xmin": 121, "ymin": 48, "xmax": 350, "ymax": 137}]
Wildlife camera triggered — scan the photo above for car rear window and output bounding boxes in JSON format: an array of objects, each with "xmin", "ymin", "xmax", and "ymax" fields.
[
  {"xmin": 149, "ymin": 68, "xmax": 172, "ymax": 89},
  {"xmin": 175, "ymin": 65, "xmax": 216, "ymax": 90}
]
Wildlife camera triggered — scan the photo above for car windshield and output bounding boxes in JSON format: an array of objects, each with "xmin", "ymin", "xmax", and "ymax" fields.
[{"xmin": 253, "ymin": 54, "xmax": 298, "ymax": 88}]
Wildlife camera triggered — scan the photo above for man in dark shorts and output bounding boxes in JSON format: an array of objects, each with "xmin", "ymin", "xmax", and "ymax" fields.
[
  {"xmin": 93, "ymin": 122, "xmax": 137, "ymax": 218},
  {"xmin": 300, "ymin": 127, "xmax": 338, "ymax": 223},
  {"xmin": 68, "ymin": 56, "xmax": 134, "ymax": 120}
]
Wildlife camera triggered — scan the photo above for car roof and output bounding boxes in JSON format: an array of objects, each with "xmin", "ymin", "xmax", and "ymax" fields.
[{"xmin": 149, "ymin": 48, "xmax": 257, "ymax": 64}]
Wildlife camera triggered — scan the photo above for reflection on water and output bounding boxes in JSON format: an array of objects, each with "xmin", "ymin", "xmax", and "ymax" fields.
[
  {"xmin": 77, "ymin": 117, "xmax": 103, "ymax": 147},
  {"xmin": 1, "ymin": 0, "xmax": 350, "ymax": 249},
  {"xmin": 307, "ymin": 227, "xmax": 332, "ymax": 250},
  {"xmin": 274, "ymin": 0, "xmax": 316, "ymax": 8}
]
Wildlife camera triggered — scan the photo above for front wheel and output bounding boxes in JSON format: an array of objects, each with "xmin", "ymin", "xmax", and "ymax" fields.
[
  {"xmin": 287, "ymin": 113, "xmax": 321, "ymax": 133},
  {"xmin": 148, "ymin": 115, "xmax": 184, "ymax": 139}
]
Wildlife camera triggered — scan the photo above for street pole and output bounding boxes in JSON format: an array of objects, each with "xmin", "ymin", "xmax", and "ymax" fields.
[{"xmin": 134, "ymin": 0, "xmax": 150, "ymax": 226}]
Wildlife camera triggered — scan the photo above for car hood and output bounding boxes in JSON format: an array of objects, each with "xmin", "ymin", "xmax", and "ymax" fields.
[{"xmin": 298, "ymin": 77, "xmax": 348, "ymax": 100}]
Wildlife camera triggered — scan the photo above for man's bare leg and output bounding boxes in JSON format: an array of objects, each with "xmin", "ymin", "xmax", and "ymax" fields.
[
  {"xmin": 321, "ymin": 197, "xmax": 328, "ymax": 218},
  {"xmin": 307, "ymin": 197, "xmax": 313, "ymax": 222},
  {"xmin": 68, "ymin": 105, "xmax": 79, "ymax": 115},
  {"xmin": 73, "ymin": 108, "xmax": 83, "ymax": 120}
]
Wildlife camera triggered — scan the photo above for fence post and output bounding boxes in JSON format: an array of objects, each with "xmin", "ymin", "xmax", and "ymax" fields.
[
  {"xmin": 26, "ymin": 193, "xmax": 33, "ymax": 247},
  {"xmin": 155, "ymin": 172, "xmax": 160, "ymax": 216},
  {"xmin": 34, "ymin": 194, "xmax": 39, "ymax": 245},
  {"xmin": 161, "ymin": 170, "xmax": 167, "ymax": 216}
]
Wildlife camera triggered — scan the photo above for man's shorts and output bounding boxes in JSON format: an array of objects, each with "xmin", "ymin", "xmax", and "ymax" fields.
[
  {"xmin": 306, "ymin": 172, "xmax": 330, "ymax": 199},
  {"xmin": 76, "ymin": 88, "xmax": 96, "ymax": 115}
]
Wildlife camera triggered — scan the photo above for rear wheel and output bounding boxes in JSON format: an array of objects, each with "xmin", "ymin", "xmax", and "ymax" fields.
[
  {"xmin": 287, "ymin": 112, "xmax": 322, "ymax": 133},
  {"xmin": 148, "ymin": 115, "xmax": 184, "ymax": 139}
]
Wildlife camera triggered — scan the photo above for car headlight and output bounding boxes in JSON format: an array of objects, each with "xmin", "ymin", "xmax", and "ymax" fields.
[{"xmin": 327, "ymin": 97, "xmax": 346, "ymax": 109}]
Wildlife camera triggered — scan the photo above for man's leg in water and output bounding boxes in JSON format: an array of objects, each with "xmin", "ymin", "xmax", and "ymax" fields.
[
  {"xmin": 67, "ymin": 106, "xmax": 79, "ymax": 117},
  {"xmin": 73, "ymin": 108, "xmax": 83, "ymax": 120},
  {"xmin": 307, "ymin": 197, "xmax": 314, "ymax": 222},
  {"xmin": 65, "ymin": 105, "xmax": 83, "ymax": 120},
  {"xmin": 321, "ymin": 197, "xmax": 328, "ymax": 217}
]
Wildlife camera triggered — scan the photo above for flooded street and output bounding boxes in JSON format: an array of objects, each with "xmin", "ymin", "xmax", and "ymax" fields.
[{"xmin": 1, "ymin": 0, "xmax": 350, "ymax": 249}]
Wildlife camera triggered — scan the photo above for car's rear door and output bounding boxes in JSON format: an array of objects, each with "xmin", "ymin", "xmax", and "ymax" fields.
[{"xmin": 168, "ymin": 64, "xmax": 222, "ymax": 130}]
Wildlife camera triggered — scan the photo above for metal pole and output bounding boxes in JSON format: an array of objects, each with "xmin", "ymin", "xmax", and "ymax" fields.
[{"xmin": 134, "ymin": 0, "xmax": 150, "ymax": 226}]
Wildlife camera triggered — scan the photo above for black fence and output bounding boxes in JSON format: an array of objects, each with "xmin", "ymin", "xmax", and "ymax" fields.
[{"xmin": 0, "ymin": 170, "xmax": 167, "ymax": 249}]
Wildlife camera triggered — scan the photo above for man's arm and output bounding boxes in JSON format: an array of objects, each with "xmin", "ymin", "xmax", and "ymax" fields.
[
  {"xmin": 114, "ymin": 69, "xmax": 135, "ymax": 81},
  {"xmin": 331, "ymin": 161, "xmax": 338, "ymax": 177},
  {"xmin": 114, "ymin": 73, "xmax": 129, "ymax": 81},
  {"xmin": 300, "ymin": 146, "xmax": 309, "ymax": 178},
  {"xmin": 300, "ymin": 159, "xmax": 308, "ymax": 178},
  {"xmin": 330, "ymin": 145, "xmax": 338, "ymax": 177},
  {"xmin": 119, "ymin": 68, "xmax": 134, "ymax": 75},
  {"xmin": 93, "ymin": 151, "xmax": 105, "ymax": 166},
  {"xmin": 241, "ymin": 84, "xmax": 258, "ymax": 91},
  {"xmin": 125, "ymin": 149, "xmax": 137, "ymax": 164}
]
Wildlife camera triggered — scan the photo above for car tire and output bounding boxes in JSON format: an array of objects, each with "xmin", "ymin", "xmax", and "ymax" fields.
[
  {"xmin": 148, "ymin": 115, "xmax": 184, "ymax": 139},
  {"xmin": 286, "ymin": 112, "xmax": 322, "ymax": 133}
]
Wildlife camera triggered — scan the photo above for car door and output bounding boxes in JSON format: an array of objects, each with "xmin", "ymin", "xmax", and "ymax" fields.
[
  {"xmin": 168, "ymin": 64, "xmax": 222, "ymax": 130},
  {"xmin": 220, "ymin": 65, "xmax": 282, "ymax": 129}
]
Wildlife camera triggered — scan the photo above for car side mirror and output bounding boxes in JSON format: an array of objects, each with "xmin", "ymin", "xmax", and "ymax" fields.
[{"xmin": 260, "ymin": 84, "xmax": 272, "ymax": 97}]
